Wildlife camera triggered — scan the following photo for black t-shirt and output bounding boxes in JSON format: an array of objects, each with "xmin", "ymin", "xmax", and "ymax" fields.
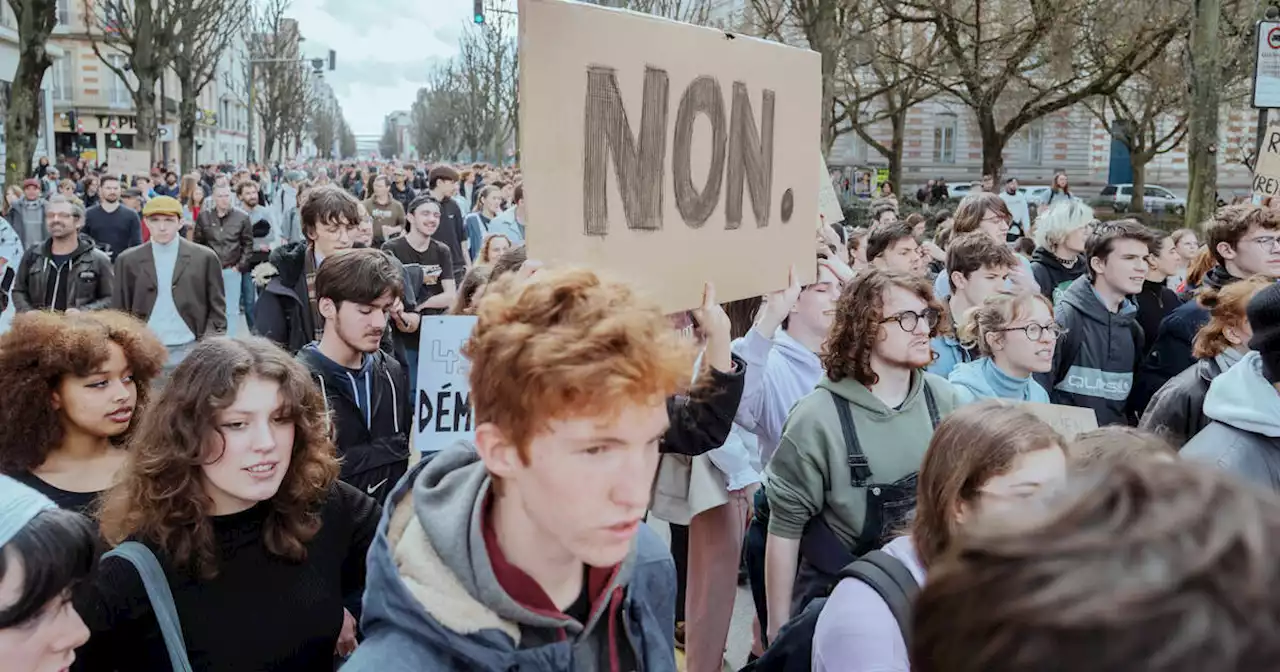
[
  {"xmin": 46, "ymin": 252, "xmax": 74, "ymax": 311},
  {"xmin": 564, "ymin": 565, "xmax": 593, "ymax": 625},
  {"xmin": 382, "ymin": 236, "xmax": 455, "ymax": 316},
  {"xmin": 9, "ymin": 470, "xmax": 101, "ymax": 517}
]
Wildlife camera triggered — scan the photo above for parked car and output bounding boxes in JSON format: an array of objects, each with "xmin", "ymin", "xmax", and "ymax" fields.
[
  {"xmin": 1100, "ymin": 183, "xmax": 1187, "ymax": 215},
  {"xmin": 1022, "ymin": 186, "xmax": 1052, "ymax": 204},
  {"xmin": 948, "ymin": 183, "xmax": 973, "ymax": 199}
]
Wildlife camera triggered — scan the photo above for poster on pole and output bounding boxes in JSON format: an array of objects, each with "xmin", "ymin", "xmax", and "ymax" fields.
[
  {"xmin": 1254, "ymin": 121, "xmax": 1280, "ymax": 198},
  {"xmin": 108, "ymin": 149, "xmax": 150, "ymax": 178},
  {"xmin": 817, "ymin": 154, "xmax": 844, "ymax": 226},
  {"xmin": 413, "ymin": 316, "xmax": 478, "ymax": 455},
  {"xmin": 519, "ymin": 0, "xmax": 821, "ymax": 313}
]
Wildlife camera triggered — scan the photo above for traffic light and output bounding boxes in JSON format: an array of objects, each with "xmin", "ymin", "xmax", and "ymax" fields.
[
  {"xmin": 328, "ymin": 49, "xmax": 336, "ymax": 71},
  {"xmin": 474, "ymin": 0, "xmax": 484, "ymax": 23},
  {"xmin": 67, "ymin": 110, "xmax": 77, "ymax": 131}
]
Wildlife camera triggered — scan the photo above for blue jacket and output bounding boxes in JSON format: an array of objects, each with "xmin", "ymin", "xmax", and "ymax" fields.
[{"xmin": 344, "ymin": 448, "xmax": 679, "ymax": 672}]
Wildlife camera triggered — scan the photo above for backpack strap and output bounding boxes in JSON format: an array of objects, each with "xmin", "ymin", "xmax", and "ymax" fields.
[
  {"xmin": 838, "ymin": 549, "xmax": 920, "ymax": 645},
  {"xmin": 829, "ymin": 389, "xmax": 871, "ymax": 487},
  {"xmin": 102, "ymin": 542, "xmax": 195, "ymax": 672},
  {"xmin": 923, "ymin": 379, "xmax": 940, "ymax": 429}
]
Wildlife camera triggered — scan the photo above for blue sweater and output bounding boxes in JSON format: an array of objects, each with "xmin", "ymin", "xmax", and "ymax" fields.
[{"xmin": 949, "ymin": 357, "xmax": 1050, "ymax": 405}]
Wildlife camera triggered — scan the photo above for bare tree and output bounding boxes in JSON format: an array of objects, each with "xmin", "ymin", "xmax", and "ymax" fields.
[
  {"xmin": 413, "ymin": 63, "xmax": 466, "ymax": 161},
  {"xmin": 246, "ymin": 0, "xmax": 309, "ymax": 161},
  {"xmin": 833, "ymin": 4, "xmax": 941, "ymax": 196},
  {"xmin": 5, "ymin": 0, "xmax": 57, "ymax": 188},
  {"xmin": 83, "ymin": 0, "xmax": 181, "ymax": 158},
  {"xmin": 745, "ymin": 0, "xmax": 852, "ymax": 152},
  {"xmin": 882, "ymin": 0, "xmax": 1186, "ymax": 183},
  {"xmin": 338, "ymin": 117, "xmax": 356, "ymax": 159},
  {"xmin": 171, "ymin": 0, "xmax": 248, "ymax": 173},
  {"xmin": 311, "ymin": 99, "xmax": 337, "ymax": 159}
]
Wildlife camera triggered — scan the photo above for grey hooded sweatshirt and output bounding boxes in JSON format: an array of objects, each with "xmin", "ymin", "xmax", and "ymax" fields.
[{"xmin": 343, "ymin": 447, "xmax": 679, "ymax": 672}]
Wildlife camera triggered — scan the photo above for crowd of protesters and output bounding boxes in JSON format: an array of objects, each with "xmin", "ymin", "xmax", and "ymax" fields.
[{"xmin": 1, "ymin": 151, "xmax": 1279, "ymax": 672}]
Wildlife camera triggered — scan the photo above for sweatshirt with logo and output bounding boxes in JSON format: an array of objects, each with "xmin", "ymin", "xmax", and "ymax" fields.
[{"xmin": 1046, "ymin": 275, "xmax": 1142, "ymax": 426}]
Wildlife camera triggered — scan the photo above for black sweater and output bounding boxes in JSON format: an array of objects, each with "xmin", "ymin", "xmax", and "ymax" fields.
[{"xmin": 76, "ymin": 482, "xmax": 380, "ymax": 671}]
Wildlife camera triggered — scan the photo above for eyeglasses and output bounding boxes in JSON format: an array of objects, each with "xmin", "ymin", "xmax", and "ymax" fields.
[
  {"xmin": 995, "ymin": 322, "xmax": 1066, "ymax": 341},
  {"xmin": 880, "ymin": 308, "xmax": 941, "ymax": 332},
  {"xmin": 1241, "ymin": 235, "xmax": 1280, "ymax": 251}
]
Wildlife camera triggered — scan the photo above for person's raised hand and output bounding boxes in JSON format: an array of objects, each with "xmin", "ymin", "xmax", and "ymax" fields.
[
  {"xmin": 757, "ymin": 265, "xmax": 802, "ymax": 336},
  {"xmin": 692, "ymin": 282, "xmax": 733, "ymax": 373}
]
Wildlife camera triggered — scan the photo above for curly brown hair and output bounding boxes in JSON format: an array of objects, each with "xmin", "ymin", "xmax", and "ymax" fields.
[
  {"xmin": 0, "ymin": 310, "xmax": 167, "ymax": 473},
  {"xmin": 822, "ymin": 270, "xmax": 947, "ymax": 386},
  {"xmin": 98, "ymin": 337, "xmax": 340, "ymax": 579}
]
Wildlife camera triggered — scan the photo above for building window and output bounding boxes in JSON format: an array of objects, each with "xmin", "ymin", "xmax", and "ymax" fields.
[
  {"xmin": 51, "ymin": 56, "xmax": 72, "ymax": 102},
  {"xmin": 221, "ymin": 100, "xmax": 230, "ymax": 130},
  {"xmin": 933, "ymin": 113, "xmax": 957, "ymax": 164},
  {"xmin": 56, "ymin": 0, "xmax": 69, "ymax": 24},
  {"xmin": 1026, "ymin": 121, "xmax": 1044, "ymax": 165},
  {"xmin": 108, "ymin": 54, "xmax": 130, "ymax": 107}
]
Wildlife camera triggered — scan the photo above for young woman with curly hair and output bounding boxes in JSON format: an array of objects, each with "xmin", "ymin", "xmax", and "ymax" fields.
[
  {"xmin": 76, "ymin": 336, "xmax": 380, "ymax": 669},
  {"xmin": 476, "ymin": 232, "xmax": 512, "ymax": 266},
  {"xmin": 762, "ymin": 269, "xmax": 959, "ymax": 641},
  {"xmin": 0, "ymin": 310, "xmax": 166, "ymax": 515}
]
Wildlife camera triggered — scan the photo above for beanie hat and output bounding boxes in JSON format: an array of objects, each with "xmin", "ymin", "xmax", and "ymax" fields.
[{"xmin": 1247, "ymin": 280, "xmax": 1280, "ymax": 383}]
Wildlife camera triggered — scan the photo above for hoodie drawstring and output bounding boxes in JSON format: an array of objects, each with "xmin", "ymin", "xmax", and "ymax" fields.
[{"xmin": 384, "ymin": 368, "xmax": 399, "ymax": 433}]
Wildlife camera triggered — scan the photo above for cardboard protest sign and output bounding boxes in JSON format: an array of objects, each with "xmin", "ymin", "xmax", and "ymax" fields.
[
  {"xmin": 108, "ymin": 149, "xmax": 151, "ymax": 178},
  {"xmin": 1021, "ymin": 402, "xmax": 1098, "ymax": 441},
  {"xmin": 519, "ymin": 0, "xmax": 821, "ymax": 313},
  {"xmin": 817, "ymin": 154, "xmax": 845, "ymax": 226},
  {"xmin": 414, "ymin": 316, "xmax": 478, "ymax": 455},
  {"xmin": 1255, "ymin": 123, "xmax": 1280, "ymax": 198}
]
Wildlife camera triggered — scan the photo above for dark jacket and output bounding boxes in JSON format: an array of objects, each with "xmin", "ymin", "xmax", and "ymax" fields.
[
  {"xmin": 193, "ymin": 206, "xmax": 253, "ymax": 269},
  {"xmin": 390, "ymin": 183, "xmax": 415, "ymax": 210},
  {"xmin": 661, "ymin": 355, "xmax": 747, "ymax": 456},
  {"xmin": 1131, "ymin": 265, "xmax": 1239, "ymax": 415},
  {"xmin": 1046, "ymin": 275, "xmax": 1144, "ymax": 426},
  {"xmin": 12, "ymin": 236, "xmax": 113, "ymax": 312},
  {"xmin": 297, "ymin": 345, "xmax": 411, "ymax": 480},
  {"xmin": 112, "ymin": 239, "xmax": 227, "ymax": 338},
  {"xmin": 1138, "ymin": 357, "xmax": 1223, "ymax": 448},
  {"xmin": 253, "ymin": 241, "xmax": 314, "ymax": 354},
  {"xmin": 1029, "ymin": 247, "xmax": 1086, "ymax": 305},
  {"xmin": 1134, "ymin": 279, "xmax": 1182, "ymax": 357},
  {"xmin": 1182, "ymin": 352, "xmax": 1280, "ymax": 491}
]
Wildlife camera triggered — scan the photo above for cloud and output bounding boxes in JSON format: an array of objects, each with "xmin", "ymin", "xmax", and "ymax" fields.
[{"xmin": 288, "ymin": 0, "xmax": 470, "ymax": 134}]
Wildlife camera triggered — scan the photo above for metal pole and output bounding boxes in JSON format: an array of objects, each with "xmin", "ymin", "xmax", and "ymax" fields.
[
  {"xmin": 247, "ymin": 62, "xmax": 256, "ymax": 164},
  {"xmin": 1257, "ymin": 109, "xmax": 1271, "ymax": 172}
]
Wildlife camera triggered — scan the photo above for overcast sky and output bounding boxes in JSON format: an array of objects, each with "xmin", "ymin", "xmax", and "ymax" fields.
[{"xmin": 288, "ymin": 0, "xmax": 472, "ymax": 135}]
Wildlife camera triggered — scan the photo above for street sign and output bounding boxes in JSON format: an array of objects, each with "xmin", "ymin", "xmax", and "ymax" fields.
[
  {"xmin": 157, "ymin": 124, "xmax": 174, "ymax": 141},
  {"xmin": 1253, "ymin": 21, "xmax": 1280, "ymax": 108}
]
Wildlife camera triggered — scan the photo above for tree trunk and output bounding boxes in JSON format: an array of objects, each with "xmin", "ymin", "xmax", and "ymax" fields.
[
  {"xmin": 977, "ymin": 111, "xmax": 1006, "ymax": 185},
  {"xmin": 1185, "ymin": 0, "xmax": 1221, "ymax": 227},
  {"xmin": 264, "ymin": 131, "xmax": 277, "ymax": 164},
  {"xmin": 132, "ymin": 74, "xmax": 158, "ymax": 159},
  {"xmin": 1129, "ymin": 154, "xmax": 1148, "ymax": 214},
  {"xmin": 4, "ymin": 8, "xmax": 53, "ymax": 190},
  {"xmin": 808, "ymin": 1, "xmax": 839, "ymax": 153},
  {"xmin": 178, "ymin": 78, "xmax": 197, "ymax": 174},
  {"xmin": 889, "ymin": 107, "xmax": 907, "ymax": 200}
]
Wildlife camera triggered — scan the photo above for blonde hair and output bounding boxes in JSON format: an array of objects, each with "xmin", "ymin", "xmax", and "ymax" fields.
[
  {"xmin": 1033, "ymin": 200, "xmax": 1095, "ymax": 250},
  {"xmin": 957, "ymin": 291, "xmax": 1054, "ymax": 357}
]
